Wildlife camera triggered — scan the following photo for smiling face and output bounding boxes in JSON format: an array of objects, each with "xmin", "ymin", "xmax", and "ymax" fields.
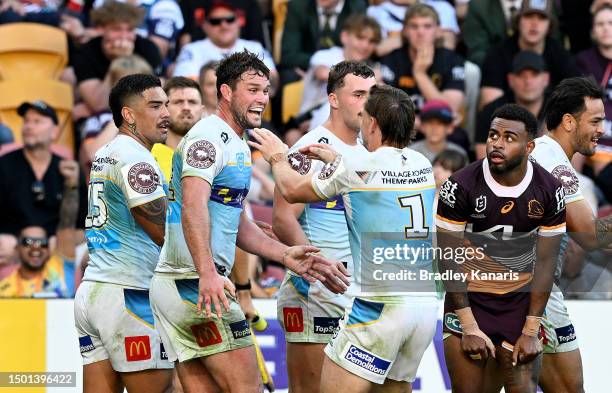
[
  {"xmin": 129, "ymin": 87, "xmax": 170, "ymax": 145},
  {"xmin": 167, "ymin": 87, "xmax": 204, "ymax": 136},
  {"xmin": 227, "ymin": 70, "xmax": 270, "ymax": 129},
  {"xmin": 570, "ymin": 97, "xmax": 606, "ymax": 156},
  {"xmin": 18, "ymin": 226, "xmax": 49, "ymax": 271},
  {"xmin": 486, "ymin": 117, "xmax": 532, "ymax": 174}
]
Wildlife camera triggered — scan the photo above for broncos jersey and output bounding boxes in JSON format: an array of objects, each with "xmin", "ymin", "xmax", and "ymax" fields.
[
  {"xmin": 84, "ymin": 135, "xmax": 167, "ymax": 289},
  {"xmin": 436, "ymin": 159, "xmax": 566, "ymax": 294},
  {"xmin": 311, "ymin": 146, "xmax": 437, "ymax": 298},
  {"xmin": 157, "ymin": 115, "xmax": 251, "ymax": 278}
]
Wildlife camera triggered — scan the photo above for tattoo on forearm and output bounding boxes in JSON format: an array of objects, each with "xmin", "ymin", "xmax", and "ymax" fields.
[
  {"xmin": 58, "ymin": 187, "xmax": 79, "ymax": 229},
  {"xmin": 133, "ymin": 198, "xmax": 167, "ymax": 226},
  {"xmin": 596, "ymin": 215, "xmax": 612, "ymax": 247}
]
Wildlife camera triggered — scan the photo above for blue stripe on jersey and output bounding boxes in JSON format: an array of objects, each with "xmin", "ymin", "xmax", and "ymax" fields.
[
  {"xmin": 289, "ymin": 275, "xmax": 310, "ymax": 300},
  {"xmin": 347, "ymin": 298, "xmax": 385, "ymax": 326},
  {"xmin": 123, "ymin": 289, "xmax": 155, "ymax": 327},
  {"xmin": 175, "ymin": 279, "xmax": 199, "ymax": 306},
  {"xmin": 86, "ymin": 228, "xmax": 121, "ymax": 250},
  {"xmin": 210, "ymin": 185, "xmax": 249, "ymax": 208},
  {"xmin": 308, "ymin": 195, "xmax": 345, "ymax": 211}
]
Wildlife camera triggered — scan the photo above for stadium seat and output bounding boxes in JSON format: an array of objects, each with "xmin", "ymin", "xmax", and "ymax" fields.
[
  {"xmin": 282, "ymin": 79, "xmax": 304, "ymax": 124},
  {"xmin": 0, "ymin": 79, "xmax": 74, "ymax": 152},
  {"xmin": 0, "ymin": 23, "xmax": 68, "ymax": 80},
  {"xmin": 272, "ymin": 0, "xmax": 290, "ymax": 64}
]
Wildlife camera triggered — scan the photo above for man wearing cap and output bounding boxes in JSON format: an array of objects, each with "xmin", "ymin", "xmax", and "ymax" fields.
[
  {"xmin": 480, "ymin": 0, "xmax": 578, "ymax": 108},
  {"xmin": 411, "ymin": 99, "xmax": 469, "ymax": 163},
  {"xmin": 475, "ymin": 50, "xmax": 550, "ymax": 159},
  {"xmin": 172, "ymin": 0, "xmax": 278, "ymax": 93},
  {"xmin": 0, "ymin": 101, "xmax": 87, "ymax": 237}
]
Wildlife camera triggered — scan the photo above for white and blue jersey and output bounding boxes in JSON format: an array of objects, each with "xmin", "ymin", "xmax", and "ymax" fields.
[
  {"xmin": 157, "ymin": 115, "xmax": 251, "ymax": 277},
  {"xmin": 84, "ymin": 135, "xmax": 167, "ymax": 289}
]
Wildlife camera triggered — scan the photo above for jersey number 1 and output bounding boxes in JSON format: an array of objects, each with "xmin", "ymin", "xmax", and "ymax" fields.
[{"xmin": 398, "ymin": 194, "xmax": 430, "ymax": 239}]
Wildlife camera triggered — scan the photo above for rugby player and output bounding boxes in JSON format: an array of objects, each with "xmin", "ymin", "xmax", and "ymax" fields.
[
  {"xmin": 436, "ymin": 104, "xmax": 566, "ymax": 393},
  {"xmin": 250, "ymin": 85, "xmax": 439, "ymax": 393},
  {"xmin": 272, "ymin": 60, "xmax": 374, "ymax": 393},
  {"xmin": 531, "ymin": 76, "xmax": 612, "ymax": 393},
  {"xmin": 149, "ymin": 50, "xmax": 350, "ymax": 393},
  {"xmin": 74, "ymin": 74, "xmax": 173, "ymax": 393}
]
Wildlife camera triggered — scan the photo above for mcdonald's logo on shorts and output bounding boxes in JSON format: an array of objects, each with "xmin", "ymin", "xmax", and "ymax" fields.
[
  {"xmin": 283, "ymin": 307, "xmax": 304, "ymax": 333},
  {"xmin": 124, "ymin": 336, "xmax": 151, "ymax": 362},
  {"xmin": 191, "ymin": 321, "xmax": 223, "ymax": 347}
]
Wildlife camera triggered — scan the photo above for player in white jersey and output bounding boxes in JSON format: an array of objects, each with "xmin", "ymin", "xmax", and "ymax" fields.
[
  {"xmin": 149, "ymin": 51, "xmax": 350, "ymax": 393},
  {"xmin": 74, "ymin": 74, "xmax": 173, "ymax": 392},
  {"xmin": 531, "ymin": 77, "xmax": 612, "ymax": 393},
  {"xmin": 250, "ymin": 85, "xmax": 439, "ymax": 393},
  {"xmin": 273, "ymin": 61, "xmax": 375, "ymax": 393}
]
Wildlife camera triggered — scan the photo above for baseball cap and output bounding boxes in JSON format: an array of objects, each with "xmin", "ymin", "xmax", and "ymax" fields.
[
  {"xmin": 511, "ymin": 50, "xmax": 547, "ymax": 73},
  {"xmin": 205, "ymin": 0, "xmax": 237, "ymax": 15},
  {"xmin": 519, "ymin": 0, "xmax": 553, "ymax": 18},
  {"xmin": 420, "ymin": 100, "xmax": 453, "ymax": 124},
  {"xmin": 17, "ymin": 101, "xmax": 58, "ymax": 125}
]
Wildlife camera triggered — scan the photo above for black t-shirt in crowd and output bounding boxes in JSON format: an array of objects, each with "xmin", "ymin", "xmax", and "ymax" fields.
[
  {"xmin": 382, "ymin": 45, "xmax": 466, "ymax": 111},
  {"xmin": 72, "ymin": 36, "xmax": 162, "ymax": 83},
  {"xmin": 0, "ymin": 150, "xmax": 87, "ymax": 236},
  {"xmin": 480, "ymin": 36, "xmax": 579, "ymax": 99}
]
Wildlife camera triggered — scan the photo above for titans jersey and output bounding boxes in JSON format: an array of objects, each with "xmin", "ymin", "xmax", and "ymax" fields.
[
  {"xmin": 311, "ymin": 147, "xmax": 437, "ymax": 298},
  {"xmin": 286, "ymin": 126, "xmax": 367, "ymax": 283},
  {"xmin": 84, "ymin": 135, "xmax": 167, "ymax": 289},
  {"xmin": 157, "ymin": 115, "xmax": 251, "ymax": 277},
  {"xmin": 436, "ymin": 159, "xmax": 566, "ymax": 294}
]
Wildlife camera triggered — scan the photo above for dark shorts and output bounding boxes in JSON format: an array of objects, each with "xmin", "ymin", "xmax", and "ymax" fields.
[{"xmin": 443, "ymin": 291, "xmax": 530, "ymax": 346}]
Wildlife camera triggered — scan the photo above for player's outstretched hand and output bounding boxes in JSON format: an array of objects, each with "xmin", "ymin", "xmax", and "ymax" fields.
[
  {"xmin": 298, "ymin": 144, "xmax": 339, "ymax": 164},
  {"xmin": 198, "ymin": 273, "xmax": 235, "ymax": 319},
  {"xmin": 247, "ymin": 128, "xmax": 288, "ymax": 162},
  {"xmin": 282, "ymin": 245, "xmax": 351, "ymax": 294},
  {"xmin": 512, "ymin": 334, "xmax": 542, "ymax": 366},
  {"xmin": 461, "ymin": 330, "xmax": 496, "ymax": 361}
]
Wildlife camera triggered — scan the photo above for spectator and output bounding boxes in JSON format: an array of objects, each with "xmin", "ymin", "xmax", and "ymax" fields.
[
  {"xmin": 0, "ymin": 160, "xmax": 79, "ymax": 298},
  {"xmin": 71, "ymin": 1, "xmax": 161, "ymax": 114},
  {"xmin": 0, "ymin": 101, "xmax": 87, "ymax": 237},
  {"xmin": 0, "ymin": 0, "xmax": 61, "ymax": 25},
  {"xmin": 433, "ymin": 148, "xmax": 468, "ymax": 189},
  {"xmin": 198, "ymin": 61, "xmax": 219, "ymax": 117},
  {"xmin": 180, "ymin": 0, "xmax": 265, "ymax": 46},
  {"xmin": 280, "ymin": 0, "xmax": 367, "ymax": 76},
  {"xmin": 479, "ymin": 0, "xmax": 578, "ymax": 108},
  {"xmin": 475, "ymin": 50, "xmax": 549, "ymax": 159},
  {"xmin": 576, "ymin": 3, "xmax": 612, "ymax": 195},
  {"xmin": 382, "ymin": 3, "xmax": 465, "ymax": 113},
  {"xmin": 0, "ymin": 124, "xmax": 13, "ymax": 145},
  {"xmin": 367, "ymin": 0, "xmax": 460, "ymax": 56},
  {"xmin": 411, "ymin": 99, "xmax": 469, "ymax": 162},
  {"xmin": 0, "ymin": 234, "xmax": 18, "ymax": 280},
  {"xmin": 172, "ymin": 1, "xmax": 278, "ymax": 92}
]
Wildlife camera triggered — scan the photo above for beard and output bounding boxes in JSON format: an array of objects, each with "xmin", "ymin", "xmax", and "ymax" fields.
[
  {"xmin": 230, "ymin": 100, "xmax": 260, "ymax": 130},
  {"xmin": 488, "ymin": 153, "xmax": 524, "ymax": 174},
  {"xmin": 170, "ymin": 118, "xmax": 197, "ymax": 136},
  {"xmin": 574, "ymin": 130, "xmax": 597, "ymax": 157}
]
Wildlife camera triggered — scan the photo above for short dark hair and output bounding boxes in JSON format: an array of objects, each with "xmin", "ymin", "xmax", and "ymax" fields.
[
  {"xmin": 327, "ymin": 60, "xmax": 375, "ymax": 95},
  {"xmin": 364, "ymin": 85, "xmax": 416, "ymax": 147},
  {"xmin": 163, "ymin": 76, "xmax": 202, "ymax": 100},
  {"xmin": 91, "ymin": 1, "xmax": 144, "ymax": 27},
  {"xmin": 199, "ymin": 60, "xmax": 219, "ymax": 81},
  {"xmin": 342, "ymin": 14, "xmax": 382, "ymax": 43},
  {"xmin": 109, "ymin": 73, "xmax": 161, "ymax": 127},
  {"xmin": 544, "ymin": 76, "xmax": 605, "ymax": 130},
  {"xmin": 433, "ymin": 150, "xmax": 468, "ymax": 173},
  {"xmin": 216, "ymin": 50, "xmax": 270, "ymax": 100},
  {"xmin": 491, "ymin": 103, "xmax": 538, "ymax": 139}
]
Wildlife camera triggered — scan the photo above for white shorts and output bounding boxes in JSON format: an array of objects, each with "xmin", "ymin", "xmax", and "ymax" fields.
[
  {"xmin": 277, "ymin": 273, "xmax": 349, "ymax": 344},
  {"xmin": 324, "ymin": 296, "xmax": 438, "ymax": 384},
  {"xmin": 74, "ymin": 281, "xmax": 173, "ymax": 372},
  {"xmin": 542, "ymin": 286, "xmax": 579, "ymax": 354},
  {"xmin": 150, "ymin": 275, "xmax": 253, "ymax": 363}
]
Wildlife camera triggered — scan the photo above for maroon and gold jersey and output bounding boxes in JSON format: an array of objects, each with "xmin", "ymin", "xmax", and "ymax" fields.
[{"xmin": 436, "ymin": 159, "xmax": 566, "ymax": 294}]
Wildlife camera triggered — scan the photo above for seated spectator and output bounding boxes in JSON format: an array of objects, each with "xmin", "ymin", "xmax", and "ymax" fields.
[
  {"xmin": 0, "ymin": 160, "xmax": 79, "ymax": 298},
  {"xmin": 0, "ymin": 101, "xmax": 87, "ymax": 237},
  {"xmin": 173, "ymin": 1, "xmax": 278, "ymax": 92},
  {"xmin": 382, "ymin": 3, "xmax": 465, "ymax": 113},
  {"xmin": 411, "ymin": 99, "xmax": 469, "ymax": 163},
  {"xmin": 180, "ymin": 0, "xmax": 265, "ymax": 46},
  {"xmin": 576, "ymin": 3, "xmax": 612, "ymax": 198},
  {"xmin": 480, "ymin": 0, "xmax": 578, "ymax": 108},
  {"xmin": 0, "ymin": 0, "xmax": 61, "ymax": 26},
  {"xmin": 91, "ymin": 0, "xmax": 184, "ymax": 63},
  {"xmin": 475, "ymin": 50, "xmax": 549, "ymax": 159},
  {"xmin": 280, "ymin": 0, "xmax": 367, "ymax": 77},
  {"xmin": 71, "ymin": 1, "xmax": 161, "ymax": 115},
  {"xmin": 367, "ymin": 0, "xmax": 460, "ymax": 56},
  {"xmin": 198, "ymin": 61, "xmax": 220, "ymax": 117},
  {"xmin": 0, "ymin": 234, "xmax": 18, "ymax": 280}
]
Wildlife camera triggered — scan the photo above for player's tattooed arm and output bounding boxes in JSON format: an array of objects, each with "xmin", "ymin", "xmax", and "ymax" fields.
[
  {"xmin": 595, "ymin": 215, "xmax": 612, "ymax": 247},
  {"xmin": 131, "ymin": 197, "xmax": 167, "ymax": 246}
]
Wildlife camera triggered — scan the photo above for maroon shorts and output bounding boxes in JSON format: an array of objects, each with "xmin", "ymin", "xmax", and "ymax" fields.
[{"xmin": 443, "ymin": 290, "xmax": 530, "ymax": 346}]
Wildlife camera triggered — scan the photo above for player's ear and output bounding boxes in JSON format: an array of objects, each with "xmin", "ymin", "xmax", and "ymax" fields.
[
  {"xmin": 121, "ymin": 107, "xmax": 135, "ymax": 126},
  {"xmin": 561, "ymin": 113, "xmax": 575, "ymax": 132},
  {"xmin": 329, "ymin": 92, "xmax": 339, "ymax": 110},
  {"xmin": 220, "ymin": 83, "xmax": 232, "ymax": 103},
  {"xmin": 526, "ymin": 139, "xmax": 535, "ymax": 155}
]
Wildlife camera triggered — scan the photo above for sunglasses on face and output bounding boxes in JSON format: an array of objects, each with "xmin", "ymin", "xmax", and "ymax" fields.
[
  {"xmin": 20, "ymin": 237, "xmax": 49, "ymax": 248},
  {"xmin": 207, "ymin": 15, "xmax": 236, "ymax": 26}
]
